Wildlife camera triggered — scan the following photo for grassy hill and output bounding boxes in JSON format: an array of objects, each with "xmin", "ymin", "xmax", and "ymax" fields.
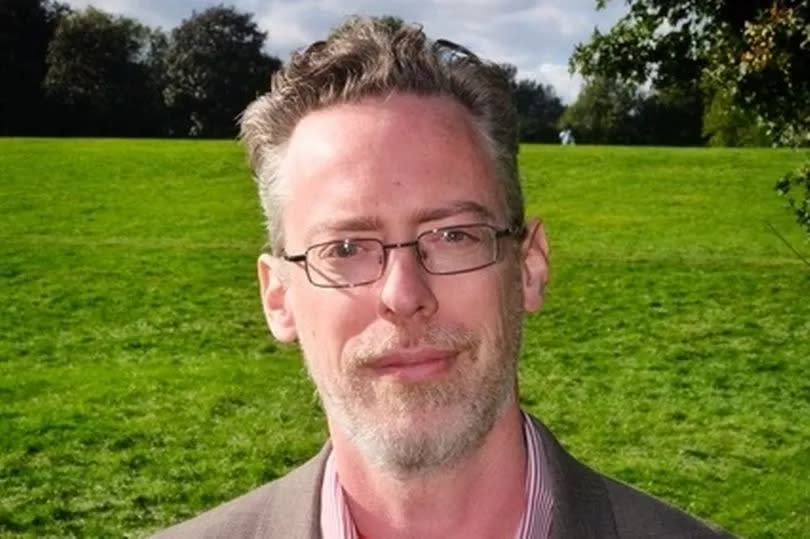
[{"xmin": 1, "ymin": 138, "xmax": 808, "ymax": 537}]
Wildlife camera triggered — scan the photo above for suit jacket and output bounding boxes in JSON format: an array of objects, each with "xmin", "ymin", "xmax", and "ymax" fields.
[{"xmin": 152, "ymin": 417, "xmax": 735, "ymax": 538}]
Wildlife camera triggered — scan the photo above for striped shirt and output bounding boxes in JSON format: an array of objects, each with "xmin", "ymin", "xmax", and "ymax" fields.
[{"xmin": 319, "ymin": 411, "xmax": 554, "ymax": 538}]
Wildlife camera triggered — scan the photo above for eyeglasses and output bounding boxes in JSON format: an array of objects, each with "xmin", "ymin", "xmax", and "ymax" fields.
[{"xmin": 280, "ymin": 223, "xmax": 525, "ymax": 288}]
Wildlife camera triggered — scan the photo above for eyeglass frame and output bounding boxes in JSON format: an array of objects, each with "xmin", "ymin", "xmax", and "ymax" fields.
[{"xmin": 271, "ymin": 222, "xmax": 527, "ymax": 289}]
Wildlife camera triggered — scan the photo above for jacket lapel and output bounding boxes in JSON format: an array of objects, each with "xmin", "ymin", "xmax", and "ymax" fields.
[
  {"xmin": 260, "ymin": 421, "xmax": 620, "ymax": 539},
  {"xmin": 530, "ymin": 417, "xmax": 619, "ymax": 539},
  {"xmin": 256, "ymin": 443, "xmax": 331, "ymax": 539}
]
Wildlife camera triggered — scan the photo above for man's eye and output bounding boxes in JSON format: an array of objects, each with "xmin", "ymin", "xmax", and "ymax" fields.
[
  {"xmin": 441, "ymin": 229, "xmax": 477, "ymax": 243},
  {"xmin": 325, "ymin": 240, "xmax": 360, "ymax": 258}
]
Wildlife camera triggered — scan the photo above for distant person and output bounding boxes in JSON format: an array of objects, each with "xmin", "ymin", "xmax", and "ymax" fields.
[
  {"xmin": 559, "ymin": 127, "xmax": 575, "ymax": 145},
  {"xmin": 154, "ymin": 18, "xmax": 734, "ymax": 539}
]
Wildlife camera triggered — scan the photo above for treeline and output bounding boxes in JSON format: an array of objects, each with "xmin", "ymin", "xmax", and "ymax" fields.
[
  {"xmin": 1, "ymin": 0, "xmax": 279, "ymax": 138},
  {"xmin": 557, "ymin": 77, "xmax": 771, "ymax": 147},
  {"xmin": 0, "ymin": 1, "xmax": 770, "ymax": 145}
]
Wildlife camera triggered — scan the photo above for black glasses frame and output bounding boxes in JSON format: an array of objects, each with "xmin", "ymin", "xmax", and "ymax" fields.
[{"xmin": 280, "ymin": 223, "xmax": 526, "ymax": 288}]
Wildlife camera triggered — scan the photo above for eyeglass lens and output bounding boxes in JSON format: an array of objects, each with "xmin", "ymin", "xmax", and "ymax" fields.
[{"xmin": 304, "ymin": 225, "xmax": 501, "ymax": 287}]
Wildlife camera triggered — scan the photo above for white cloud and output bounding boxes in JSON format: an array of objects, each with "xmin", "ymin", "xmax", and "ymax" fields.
[
  {"xmin": 521, "ymin": 63, "xmax": 583, "ymax": 103},
  {"xmin": 60, "ymin": 0, "xmax": 628, "ymax": 102}
]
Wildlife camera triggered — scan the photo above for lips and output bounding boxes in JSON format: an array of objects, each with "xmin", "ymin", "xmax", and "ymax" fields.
[{"xmin": 369, "ymin": 348, "xmax": 456, "ymax": 382}]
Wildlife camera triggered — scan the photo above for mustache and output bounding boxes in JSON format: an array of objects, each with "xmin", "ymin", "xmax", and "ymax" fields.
[{"xmin": 346, "ymin": 326, "xmax": 479, "ymax": 368}]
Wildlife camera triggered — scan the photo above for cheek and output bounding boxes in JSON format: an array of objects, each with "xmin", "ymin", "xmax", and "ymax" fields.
[
  {"xmin": 290, "ymin": 287, "xmax": 377, "ymax": 366},
  {"xmin": 434, "ymin": 272, "xmax": 512, "ymax": 329},
  {"xmin": 458, "ymin": 269, "xmax": 522, "ymax": 338}
]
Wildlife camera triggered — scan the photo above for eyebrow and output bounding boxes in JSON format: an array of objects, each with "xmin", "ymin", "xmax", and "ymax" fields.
[
  {"xmin": 305, "ymin": 215, "xmax": 383, "ymax": 243},
  {"xmin": 304, "ymin": 200, "xmax": 498, "ymax": 243},
  {"xmin": 411, "ymin": 200, "xmax": 497, "ymax": 225}
]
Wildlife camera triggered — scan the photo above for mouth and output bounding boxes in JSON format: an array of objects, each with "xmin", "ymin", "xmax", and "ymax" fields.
[{"xmin": 368, "ymin": 348, "xmax": 457, "ymax": 382}]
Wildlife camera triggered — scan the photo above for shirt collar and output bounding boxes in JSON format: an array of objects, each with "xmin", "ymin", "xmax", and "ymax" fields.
[{"xmin": 320, "ymin": 411, "xmax": 554, "ymax": 539}]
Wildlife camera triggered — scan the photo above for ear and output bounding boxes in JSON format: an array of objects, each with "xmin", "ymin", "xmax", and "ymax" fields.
[
  {"xmin": 520, "ymin": 218, "xmax": 549, "ymax": 313},
  {"xmin": 257, "ymin": 254, "xmax": 298, "ymax": 342}
]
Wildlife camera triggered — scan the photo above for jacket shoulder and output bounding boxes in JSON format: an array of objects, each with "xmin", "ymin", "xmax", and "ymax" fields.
[
  {"xmin": 151, "ymin": 481, "xmax": 278, "ymax": 539},
  {"xmin": 150, "ymin": 446, "xmax": 328, "ymax": 539},
  {"xmin": 526, "ymin": 415, "xmax": 735, "ymax": 538},
  {"xmin": 603, "ymin": 476, "xmax": 736, "ymax": 538}
]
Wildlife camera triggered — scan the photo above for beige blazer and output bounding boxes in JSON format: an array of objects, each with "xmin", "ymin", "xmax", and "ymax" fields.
[{"xmin": 152, "ymin": 417, "xmax": 735, "ymax": 538}]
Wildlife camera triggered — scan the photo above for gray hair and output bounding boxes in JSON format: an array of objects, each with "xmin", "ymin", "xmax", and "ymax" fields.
[{"xmin": 240, "ymin": 17, "xmax": 522, "ymax": 254}]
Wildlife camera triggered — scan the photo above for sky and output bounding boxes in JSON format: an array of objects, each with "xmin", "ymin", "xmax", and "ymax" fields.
[{"xmin": 60, "ymin": 0, "xmax": 629, "ymax": 103}]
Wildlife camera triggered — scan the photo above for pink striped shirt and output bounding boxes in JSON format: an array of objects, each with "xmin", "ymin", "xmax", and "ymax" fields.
[{"xmin": 319, "ymin": 412, "xmax": 554, "ymax": 538}]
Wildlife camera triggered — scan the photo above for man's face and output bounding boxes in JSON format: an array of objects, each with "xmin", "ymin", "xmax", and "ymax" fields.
[{"xmin": 263, "ymin": 93, "xmax": 543, "ymax": 475}]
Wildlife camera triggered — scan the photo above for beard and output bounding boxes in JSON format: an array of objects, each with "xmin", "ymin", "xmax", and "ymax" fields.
[{"xmin": 302, "ymin": 284, "xmax": 525, "ymax": 478}]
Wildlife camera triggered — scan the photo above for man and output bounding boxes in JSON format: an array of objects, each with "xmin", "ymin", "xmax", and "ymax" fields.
[
  {"xmin": 558, "ymin": 127, "xmax": 575, "ymax": 146},
  {"xmin": 155, "ymin": 18, "xmax": 733, "ymax": 539}
]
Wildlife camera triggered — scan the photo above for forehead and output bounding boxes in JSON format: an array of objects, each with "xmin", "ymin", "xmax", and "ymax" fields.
[{"xmin": 278, "ymin": 93, "xmax": 503, "ymax": 245}]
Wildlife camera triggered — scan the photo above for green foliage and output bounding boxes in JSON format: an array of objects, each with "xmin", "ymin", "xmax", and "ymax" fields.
[
  {"xmin": 4, "ymin": 2, "xmax": 282, "ymax": 137},
  {"xmin": 162, "ymin": 5, "xmax": 281, "ymax": 137},
  {"xmin": 735, "ymin": 2, "xmax": 810, "ymax": 146},
  {"xmin": 560, "ymin": 76, "xmax": 705, "ymax": 146},
  {"xmin": 741, "ymin": 3, "xmax": 810, "ymax": 237},
  {"xmin": 703, "ymin": 89, "xmax": 771, "ymax": 147},
  {"xmin": 573, "ymin": 1, "xmax": 708, "ymax": 95},
  {"xmin": 573, "ymin": 0, "xmax": 810, "ymax": 142},
  {"xmin": 574, "ymin": 0, "xmax": 810, "ymax": 234},
  {"xmin": 0, "ymin": 0, "xmax": 70, "ymax": 135},
  {"xmin": 512, "ymin": 78, "xmax": 565, "ymax": 143},
  {"xmin": 497, "ymin": 63, "xmax": 566, "ymax": 143},
  {"xmin": 330, "ymin": 14, "xmax": 406, "ymax": 38},
  {"xmin": 635, "ymin": 83, "xmax": 705, "ymax": 146},
  {"xmin": 559, "ymin": 76, "xmax": 641, "ymax": 144},
  {"xmin": 1, "ymin": 139, "xmax": 809, "ymax": 537},
  {"xmin": 776, "ymin": 163, "xmax": 810, "ymax": 236},
  {"xmin": 43, "ymin": 7, "xmax": 164, "ymax": 136},
  {"xmin": 45, "ymin": 7, "xmax": 145, "ymax": 104}
]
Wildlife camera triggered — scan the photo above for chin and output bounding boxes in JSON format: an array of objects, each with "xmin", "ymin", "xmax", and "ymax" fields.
[{"xmin": 332, "ymin": 378, "xmax": 513, "ymax": 476}]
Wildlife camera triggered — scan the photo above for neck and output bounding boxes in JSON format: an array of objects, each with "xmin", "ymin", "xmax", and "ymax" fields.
[{"xmin": 330, "ymin": 404, "xmax": 527, "ymax": 539}]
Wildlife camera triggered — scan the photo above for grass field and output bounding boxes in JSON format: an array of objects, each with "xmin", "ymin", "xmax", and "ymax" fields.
[{"xmin": 1, "ymin": 138, "xmax": 808, "ymax": 538}]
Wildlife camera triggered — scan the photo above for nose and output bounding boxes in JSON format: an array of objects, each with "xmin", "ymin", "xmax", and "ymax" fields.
[{"xmin": 377, "ymin": 244, "xmax": 438, "ymax": 324}]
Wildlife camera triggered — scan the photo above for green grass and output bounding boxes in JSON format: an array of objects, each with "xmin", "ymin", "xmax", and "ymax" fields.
[{"xmin": 1, "ymin": 139, "xmax": 808, "ymax": 538}]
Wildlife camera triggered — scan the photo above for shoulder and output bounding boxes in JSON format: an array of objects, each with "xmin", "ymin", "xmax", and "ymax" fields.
[
  {"xmin": 525, "ymin": 415, "xmax": 735, "ymax": 538},
  {"xmin": 150, "ymin": 445, "xmax": 329, "ymax": 539},
  {"xmin": 150, "ymin": 481, "xmax": 279, "ymax": 539},
  {"xmin": 601, "ymin": 475, "xmax": 735, "ymax": 538}
]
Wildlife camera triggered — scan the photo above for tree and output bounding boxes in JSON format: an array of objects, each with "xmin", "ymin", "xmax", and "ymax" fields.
[
  {"xmin": 512, "ymin": 79, "xmax": 565, "ymax": 143},
  {"xmin": 495, "ymin": 63, "xmax": 566, "ymax": 143},
  {"xmin": 162, "ymin": 5, "xmax": 281, "ymax": 137},
  {"xmin": 634, "ymin": 83, "xmax": 706, "ymax": 146},
  {"xmin": 572, "ymin": 0, "xmax": 810, "ymax": 236},
  {"xmin": 702, "ymin": 88, "xmax": 770, "ymax": 147},
  {"xmin": 142, "ymin": 28, "xmax": 171, "ymax": 136},
  {"xmin": 0, "ymin": 0, "xmax": 70, "ymax": 135},
  {"xmin": 558, "ymin": 77, "xmax": 705, "ymax": 146},
  {"xmin": 559, "ymin": 76, "xmax": 642, "ymax": 144},
  {"xmin": 776, "ymin": 164, "xmax": 810, "ymax": 239},
  {"xmin": 44, "ymin": 7, "xmax": 164, "ymax": 136},
  {"xmin": 330, "ymin": 14, "xmax": 405, "ymax": 38}
]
